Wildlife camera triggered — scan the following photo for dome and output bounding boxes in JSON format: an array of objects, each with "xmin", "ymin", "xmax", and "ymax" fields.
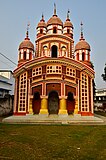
[
  {"xmin": 37, "ymin": 21, "xmax": 46, "ymax": 28},
  {"xmin": 75, "ymin": 39, "xmax": 90, "ymax": 51},
  {"xmin": 19, "ymin": 38, "xmax": 34, "ymax": 50},
  {"xmin": 47, "ymin": 15, "xmax": 63, "ymax": 26},
  {"xmin": 63, "ymin": 19, "xmax": 73, "ymax": 28},
  {"xmin": 37, "ymin": 15, "xmax": 46, "ymax": 28}
]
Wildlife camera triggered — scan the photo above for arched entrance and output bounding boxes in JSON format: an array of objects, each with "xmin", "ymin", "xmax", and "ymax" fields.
[
  {"xmin": 51, "ymin": 45, "xmax": 58, "ymax": 58},
  {"xmin": 32, "ymin": 92, "xmax": 41, "ymax": 114},
  {"xmin": 48, "ymin": 91, "xmax": 59, "ymax": 114},
  {"xmin": 67, "ymin": 92, "xmax": 75, "ymax": 114}
]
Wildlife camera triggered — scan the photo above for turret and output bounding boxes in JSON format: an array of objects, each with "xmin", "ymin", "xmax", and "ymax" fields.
[
  {"xmin": 63, "ymin": 10, "xmax": 74, "ymax": 39},
  {"xmin": 36, "ymin": 14, "xmax": 47, "ymax": 38},
  {"xmin": 75, "ymin": 22, "xmax": 91, "ymax": 67},
  {"xmin": 18, "ymin": 25, "xmax": 34, "ymax": 66},
  {"xmin": 47, "ymin": 4, "xmax": 63, "ymax": 34}
]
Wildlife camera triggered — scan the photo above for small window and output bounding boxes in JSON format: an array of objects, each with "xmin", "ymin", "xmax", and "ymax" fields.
[
  {"xmin": 23, "ymin": 51, "xmax": 26, "ymax": 60},
  {"xmin": 29, "ymin": 52, "xmax": 32, "ymax": 60},
  {"xmin": 82, "ymin": 52, "xmax": 85, "ymax": 61},
  {"xmin": 67, "ymin": 29, "xmax": 70, "ymax": 34},
  {"xmin": 53, "ymin": 27, "xmax": 57, "ymax": 33},
  {"xmin": 40, "ymin": 29, "xmax": 43, "ymax": 34}
]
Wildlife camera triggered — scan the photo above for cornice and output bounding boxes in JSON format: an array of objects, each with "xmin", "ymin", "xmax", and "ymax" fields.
[{"xmin": 14, "ymin": 57, "xmax": 94, "ymax": 78}]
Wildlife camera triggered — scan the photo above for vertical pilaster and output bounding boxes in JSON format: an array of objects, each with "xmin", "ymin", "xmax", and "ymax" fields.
[
  {"xmin": 74, "ymin": 97, "xmax": 78, "ymax": 114},
  {"xmin": 29, "ymin": 96, "xmax": 33, "ymax": 114}
]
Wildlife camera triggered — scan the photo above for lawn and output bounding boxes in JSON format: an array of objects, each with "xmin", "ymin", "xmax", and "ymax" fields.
[{"xmin": 0, "ymin": 124, "xmax": 106, "ymax": 160}]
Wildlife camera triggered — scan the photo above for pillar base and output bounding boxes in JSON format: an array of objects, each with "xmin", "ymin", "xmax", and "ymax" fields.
[
  {"xmin": 39, "ymin": 109, "xmax": 48, "ymax": 114},
  {"xmin": 59, "ymin": 109, "xmax": 68, "ymax": 115},
  {"xmin": 74, "ymin": 109, "xmax": 78, "ymax": 114},
  {"xmin": 29, "ymin": 109, "xmax": 33, "ymax": 114}
]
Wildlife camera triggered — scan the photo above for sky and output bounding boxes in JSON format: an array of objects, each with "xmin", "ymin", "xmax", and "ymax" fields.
[{"xmin": 0, "ymin": 0, "xmax": 106, "ymax": 89}]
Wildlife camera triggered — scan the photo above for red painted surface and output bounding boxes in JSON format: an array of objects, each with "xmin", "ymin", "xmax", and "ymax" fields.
[
  {"xmin": 78, "ymin": 111, "xmax": 94, "ymax": 116},
  {"xmin": 67, "ymin": 100, "xmax": 75, "ymax": 114},
  {"xmin": 13, "ymin": 112, "xmax": 27, "ymax": 116},
  {"xmin": 32, "ymin": 99, "xmax": 41, "ymax": 114}
]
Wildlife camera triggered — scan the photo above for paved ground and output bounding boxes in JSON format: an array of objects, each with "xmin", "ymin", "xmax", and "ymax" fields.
[
  {"xmin": 1, "ymin": 114, "xmax": 106, "ymax": 125},
  {"xmin": 94, "ymin": 114, "xmax": 106, "ymax": 124}
]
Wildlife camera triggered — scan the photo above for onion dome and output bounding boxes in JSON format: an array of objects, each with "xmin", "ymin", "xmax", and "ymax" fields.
[
  {"xmin": 47, "ymin": 15, "xmax": 63, "ymax": 26},
  {"xmin": 75, "ymin": 40, "xmax": 90, "ymax": 51},
  {"xmin": 19, "ymin": 30, "xmax": 34, "ymax": 50},
  {"xmin": 37, "ymin": 14, "xmax": 46, "ymax": 28},
  {"xmin": 63, "ymin": 10, "xmax": 73, "ymax": 28},
  {"xmin": 47, "ymin": 4, "xmax": 63, "ymax": 26},
  {"xmin": 64, "ymin": 20, "xmax": 73, "ymax": 28},
  {"xmin": 75, "ymin": 22, "xmax": 90, "ymax": 51}
]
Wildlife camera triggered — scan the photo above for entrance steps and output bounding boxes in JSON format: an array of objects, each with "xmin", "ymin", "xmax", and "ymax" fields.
[{"xmin": 2, "ymin": 114, "xmax": 104, "ymax": 124}]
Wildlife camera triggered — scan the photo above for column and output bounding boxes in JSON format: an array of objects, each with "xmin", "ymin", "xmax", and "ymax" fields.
[
  {"xmin": 39, "ymin": 97, "xmax": 48, "ymax": 114},
  {"xmin": 29, "ymin": 96, "xmax": 33, "ymax": 114},
  {"xmin": 59, "ymin": 98, "xmax": 67, "ymax": 115}
]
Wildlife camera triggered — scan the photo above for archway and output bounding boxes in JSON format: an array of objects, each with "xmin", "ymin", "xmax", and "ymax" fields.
[
  {"xmin": 67, "ymin": 92, "xmax": 75, "ymax": 114},
  {"xmin": 51, "ymin": 45, "xmax": 58, "ymax": 58},
  {"xmin": 48, "ymin": 91, "xmax": 59, "ymax": 114},
  {"xmin": 32, "ymin": 92, "xmax": 41, "ymax": 114}
]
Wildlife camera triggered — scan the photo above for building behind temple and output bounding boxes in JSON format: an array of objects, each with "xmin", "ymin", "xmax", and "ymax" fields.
[
  {"xmin": 13, "ymin": 5, "xmax": 95, "ymax": 117},
  {"xmin": 94, "ymin": 89, "xmax": 106, "ymax": 112},
  {"xmin": 0, "ymin": 70, "xmax": 14, "ymax": 98}
]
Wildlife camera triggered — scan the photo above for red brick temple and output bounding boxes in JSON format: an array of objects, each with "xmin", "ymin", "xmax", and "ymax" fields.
[{"xmin": 13, "ymin": 5, "xmax": 95, "ymax": 117}]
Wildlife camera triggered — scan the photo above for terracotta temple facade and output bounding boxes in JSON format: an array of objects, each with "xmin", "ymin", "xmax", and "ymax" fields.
[{"xmin": 13, "ymin": 6, "xmax": 95, "ymax": 116}]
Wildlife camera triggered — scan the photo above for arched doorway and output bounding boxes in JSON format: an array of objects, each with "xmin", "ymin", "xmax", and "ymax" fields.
[
  {"xmin": 67, "ymin": 92, "xmax": 75, "ymax": 114},
  {"xmin": 33, "ymin": 92, "xmax": 41, "ymax": 114},
  {"xmin": 48, "ymin": 91, "xmax": 59, "ymax": 114},
  {"xmin": 51, "ymin": 45, "xmax": 58, "ymax": 58}
]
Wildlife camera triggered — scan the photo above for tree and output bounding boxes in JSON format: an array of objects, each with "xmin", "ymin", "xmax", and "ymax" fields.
[{"xmin": 101, "ymin": 63, "xmax": 106, "ymax": 82}]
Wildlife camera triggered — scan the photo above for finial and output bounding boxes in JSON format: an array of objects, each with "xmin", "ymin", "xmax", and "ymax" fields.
[
  {"xmin": 80, "ymin": 21, "xmax": 84, "ymax": 40},
  {"xmin": 54, "ymin": 3, "xmax": 56, "ymax": 15},
  {"xmin": 67, "ymin": 9, "xmax": 70, "ymax": 19},
  {"xmin": 26, "ymin": 22, "xmax": 30, "ymax": 39},
  {"xmin": 42, "ymin": 13, "xmax": 44, "ymax": 20}
]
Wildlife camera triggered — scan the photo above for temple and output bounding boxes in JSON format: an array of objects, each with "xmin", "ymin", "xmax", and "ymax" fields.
[{"xmin": 13, "ymin": 5, "xmax": 94, "ymax": 117}]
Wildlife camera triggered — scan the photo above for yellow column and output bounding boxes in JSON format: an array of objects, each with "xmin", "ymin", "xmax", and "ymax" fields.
[
  {"xmin": 59, "ymin": 98, "xmax": 67, "ymax": 114},
  {"xmin": 74, "ymin": 97, "xmax": 78, "ymax": 114},
  {"xmin": 29, "ymin": 97, "xmax": 33, "ymax": 114},
  {"xmin": 40, "ymin": 98, "xmax": 48, "ymax": 114}
]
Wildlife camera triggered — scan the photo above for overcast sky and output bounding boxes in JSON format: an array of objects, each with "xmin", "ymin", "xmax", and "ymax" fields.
[{"xmin": 0, "ymin": 0, "xmax": 106, "ymax": 89}]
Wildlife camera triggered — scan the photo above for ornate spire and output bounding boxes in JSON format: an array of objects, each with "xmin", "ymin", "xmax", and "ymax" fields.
[
  {"xmin": 80, "ymin": 21, "xmax": 85, "ymax": 40},
  {"xmin": 54, "ymin": 3, "xmax": 56, "ymax": 15},
  {"xmin": 67, "ymin": 9, "xmax": 70, "ymax": 20},
  {"xmin": 41, "ymin": 13, "xmax": 44, "ymax": 21},
  {"xmin": 25, "ymin": 22, "xmax": 30, "ymax": 40}
]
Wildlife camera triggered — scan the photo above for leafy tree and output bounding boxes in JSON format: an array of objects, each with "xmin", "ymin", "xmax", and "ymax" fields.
[{"xmin": 101, "ymin": 63, "xmax": 106, "ymax": 82}]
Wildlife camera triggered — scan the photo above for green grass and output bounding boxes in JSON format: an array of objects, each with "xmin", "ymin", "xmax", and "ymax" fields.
[{"xmin": 0, "ymin": 124, "xmax": 106, "ymax": 160}]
